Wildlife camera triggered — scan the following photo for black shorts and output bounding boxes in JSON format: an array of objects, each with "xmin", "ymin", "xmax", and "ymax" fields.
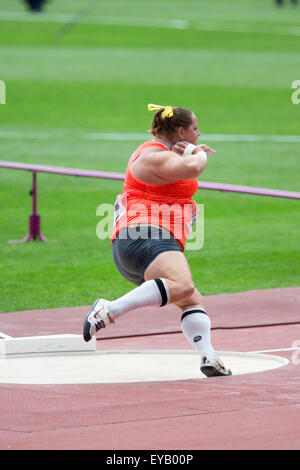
[{"xmin": 112, "ymin": 225, "xmax": 181, "ymax": 286}]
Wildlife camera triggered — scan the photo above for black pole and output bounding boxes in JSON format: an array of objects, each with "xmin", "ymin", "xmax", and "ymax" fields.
[
  {"xmin": 24, "ymin": 0, "xmax": 47, "ymax": 12},
  {"xmin": 52, "ymin": 1, "xmax": 96, "ymax": 41}
]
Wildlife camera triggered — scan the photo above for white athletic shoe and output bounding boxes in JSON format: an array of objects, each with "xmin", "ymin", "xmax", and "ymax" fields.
[
  {"xmin": 200, "ymin": 354, "xmax": 232, "ymax": 377},
  {"xmin": 83, "ymin": 298, "xmax": 114, "ymax": 342}
]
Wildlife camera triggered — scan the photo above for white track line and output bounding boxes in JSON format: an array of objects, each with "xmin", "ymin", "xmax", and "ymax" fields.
[
  {"xmin": 0, "ymin": 331, "xmax": 13, "ymax": 339},
  {"xmin": 0, "ymin": 130, "xmax": 50, "ymax": 140},
  {"xmin": 0, "ymin": 11, "xmax": 188, "ymax": 30},
  {"xmin": 195, "ymin": 21, "xmax": 300, "ymax": 37},
  {"xmin": 248, "ymin": 347, "xmax": 300, "ymax": 354},
  {"xmin": 1, "ymin": 130, "xmax": 300, "ymax": 144},
  {"xmin": 1, "ymin": 11, "xmax": 300, "ymax": 36},
  {"xmin": 86, "ymin": 132, "xmax": 149, "ymax": 141},
  {"xmin": 86, "ymin": 133, "xmax": 300, "ymax": 143}
]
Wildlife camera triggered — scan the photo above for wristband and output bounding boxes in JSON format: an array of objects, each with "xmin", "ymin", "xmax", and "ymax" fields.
[
  {"xmin": 196, "ymin": 149, "xmax": 207, "ymax": 159},
  {"xmin": 183, "ymin": 143, "xmax": 197, "ymax": 155}
]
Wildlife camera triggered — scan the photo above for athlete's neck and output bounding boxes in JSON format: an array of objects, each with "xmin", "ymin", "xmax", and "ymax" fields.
[{"xmin": 152, "ymin": 137, "xmax": 172, "ymax": 150}]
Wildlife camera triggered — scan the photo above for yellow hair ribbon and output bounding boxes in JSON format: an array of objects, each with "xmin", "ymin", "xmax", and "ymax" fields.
[{"xmin": 147, "ymin": 103, "xmax": 173, "ymax": 119}]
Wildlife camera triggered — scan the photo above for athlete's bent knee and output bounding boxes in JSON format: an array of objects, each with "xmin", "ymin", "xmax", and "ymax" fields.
[{"xmin": 176, "ymin": 281, "xmax": 195, "ymax": 301}]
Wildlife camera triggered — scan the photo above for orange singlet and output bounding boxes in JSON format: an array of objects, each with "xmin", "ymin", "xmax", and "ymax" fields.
[{"xmin": 111, "ymin": 140, "xmax": 199, "ymax": 250}]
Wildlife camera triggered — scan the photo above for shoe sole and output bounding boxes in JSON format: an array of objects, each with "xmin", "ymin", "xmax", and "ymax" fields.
[
  {"xmin": 83, "ymin": 298, "xmax": 100, "ymax": 342},
  {"xmin": 200, "ymin": 365, "xmax": 232, "ymax": 377}
]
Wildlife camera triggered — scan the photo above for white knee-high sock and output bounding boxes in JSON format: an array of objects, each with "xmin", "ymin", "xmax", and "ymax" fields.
[
  {"xmin": 181, "ymin": 308, "xmax": 218, "ymax": 361},
  {"xmin": 108, "ymin": 278, "xmax": 170, "ymax": 320}
]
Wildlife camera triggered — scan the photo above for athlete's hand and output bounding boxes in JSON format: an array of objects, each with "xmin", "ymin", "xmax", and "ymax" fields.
[
  {"xmin": 171, "ymin": 141, "xmax": 189, "ymax": 155},
  {"xmin": 195, "ymin": 144, "xmax": 216, "ymax": 155},
  {"xmin": 172, "ymin": 142, "xmax": 216, "ymax": 156}
]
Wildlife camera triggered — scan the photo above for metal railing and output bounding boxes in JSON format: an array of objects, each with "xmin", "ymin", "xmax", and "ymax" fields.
[{"xmin": 1, "ymin": 160, "xmax": 299, "ymax": 243}]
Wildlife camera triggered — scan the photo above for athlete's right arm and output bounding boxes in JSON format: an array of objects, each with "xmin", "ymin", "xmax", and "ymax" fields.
[{"xmin": 131, "ymin": 146, "xmax": 207, "ymax": 184}]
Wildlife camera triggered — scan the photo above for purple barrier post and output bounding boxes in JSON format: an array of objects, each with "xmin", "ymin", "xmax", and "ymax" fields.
[{"xmin": 8, "ymin": 171, "xmax": 47, "ymax": 244}]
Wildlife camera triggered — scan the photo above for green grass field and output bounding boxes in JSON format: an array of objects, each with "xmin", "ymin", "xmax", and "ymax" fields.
[{"xmin": 0, "ymin": 0, "xmax": 299, "ymax": 313}]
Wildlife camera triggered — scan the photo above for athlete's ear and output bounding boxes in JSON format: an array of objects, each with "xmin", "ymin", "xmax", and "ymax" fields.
[{"xmin": 177, "ymin": 127, "xmax": 185, "ymax": 140}]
